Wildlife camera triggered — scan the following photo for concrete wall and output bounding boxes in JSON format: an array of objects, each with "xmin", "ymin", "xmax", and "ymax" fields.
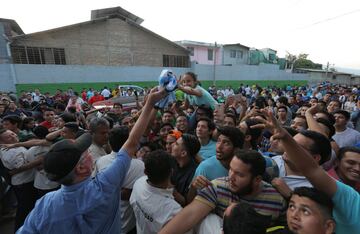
[
  {"xmin": 11, "ymin": 18, "xmax": 188, "ymax": 67},
  {"xmin": 8, "ymin": 64, "xmax": 189, "ymax": 84},
  {"xmin": 222, "ymin": 46, "xmax": 249, "ymax": 65},
  {"xmin": 193, "ymin": 63, "xmax": 307, "ymax": 81},
  {"xmin": 0, "ymin": 63, "xmax": 308, "ymax": 91}
]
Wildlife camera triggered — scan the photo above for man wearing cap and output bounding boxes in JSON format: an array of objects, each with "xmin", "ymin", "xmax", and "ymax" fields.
[{"xmin": 18, "ymin": 87, "xmax": 166, "ymax": 233}]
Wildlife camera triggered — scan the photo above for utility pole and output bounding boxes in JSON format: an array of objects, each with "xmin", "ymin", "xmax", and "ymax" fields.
[{"xmin": 213, "ymin": 41, "xmax": 217, "ymax": 86}]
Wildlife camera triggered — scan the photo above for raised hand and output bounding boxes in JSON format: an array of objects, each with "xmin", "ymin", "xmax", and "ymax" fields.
[
  {"xmin": 251, "ymin": 109, "xmax": 288, "ymax": 140},
  {"xmin": 191, "ymin": 175, "xmax": 211, "ymax": 190}
]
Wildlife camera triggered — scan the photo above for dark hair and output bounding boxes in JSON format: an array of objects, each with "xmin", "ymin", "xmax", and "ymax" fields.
[
  {"xmin": 277, "ymin": 106, "xmax": 288, "ymax": 113},
  {"xmin": 181, "ymin": 134, "xmax": 201, "ymax": 158},
  {"xmin": 33, "ymin": 125, "xmax": 49, "ymax": 139},
  {"xmin": 333, "ymin": 110, "xmax": 350, "ymax": 121},
  {"xmin": 160, "ymin": 122, "xmax": 174, "ymax": 130},
  {"xmin": 103, "ymin": 116, "xmax": 114, "ymax": 129},
  {"xmin": 144, "ymin": 150, "xmax": 173, "ymax": 184},
  {"xmin": 2, "ymin": 115, "xmax": 22, "ymax": 128},
  {"xmin": 43, "ymin": 107, "xmax": 55, "ymax": 113},
  {"xmin": 338, "ymin": 146, "xmax": 360, "ymax": 161},
  {"xmin": 223, "ymin": 202, "xmax": 270, "ymax": 234},
  {"xmin": 277, "ymin": 96, "xmax": 288, "ymax": 106},
  {"xmin": 244, "ymin": 119, "xmax": 262, "ymax": 149},
  {"xmin": 316, "ymin": 118, "xmax": 335, "ymax": 138},
  {"xmin": 233, "ymin": 149, "xmax": 265, "ymax": 177},
  {"xmin": 299, "ymin": 130, "xmax": 331, "ymax": 165},
  {"xmin": 224, "ymin": 113, "xmax": 237, "ymax": 126},
  {"xmin": 21, "ymin": 117, "xmax": 34, "ymax": 131},
  {"xmin": 197, "ymin": 117, "xmax": 216, "ymax": 131},
  {"xmin": 55, "ymin": 103, "xmax": 66, "ymax": 112},
  {"xmin": 291, "ymin": 187, "xmax": 333, "ymax": 219},
  {"xmin": 64, "ymin": 122, "xmax": 79, "ymax": 134},
  {"xmin": 197, "ymin": 104, "xmax": 213, "ymax": 119},
  {"xmin": 317, "ymin": 110, "xmax": 335, "ymax": 125},
  {"xmin": 283, "ymin": 126, "xmax": 299, "ymax": 137},
  {"xmin": 163, "ymin": 110, "xmax": 174, "ymax": 116},
  {"xmin": 59, "ymin": 112, "xmax": 76, "ymax": 123},
  {"xmin": 109, "ymin": 126, "xmax": 129, "ymax": 152},
  {"xmin": 184, "ymin": 72, "xmax": 198, "ymax": 82}
]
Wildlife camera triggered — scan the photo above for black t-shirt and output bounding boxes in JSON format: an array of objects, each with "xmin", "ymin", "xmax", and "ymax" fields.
[{"xmin": 171, "ymin": 159, "xmax": 197, "ymax": 197}]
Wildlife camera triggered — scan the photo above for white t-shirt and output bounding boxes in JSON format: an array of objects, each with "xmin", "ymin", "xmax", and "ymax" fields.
[
  {"xmin": 130, "ymin": 176, "xmax": 182, "ymax": 234},
  {"xmin": 272, "ymin": 155, "xmax": 312, "ymax": 190},
  {"xmin": 96, "ymin": 151, "xmax": 145, "ymax": 233},
  {"xmin": 89, "ymin": 144, "xmax": 107, "ymax": 163},
  {"xmin": 0, "ymin": 147, "xmax": 34, "ymax": 185},
  {"xmin": 101, "ymin": 89, "xmax": 111, "ymax": 98},
  {"xmin": 333, "ymin": 127, "xmax": 360, "ymax": 148},
  {"xmin": 26, "ymin": 146, "xmax": 59, "ymax": 190}
]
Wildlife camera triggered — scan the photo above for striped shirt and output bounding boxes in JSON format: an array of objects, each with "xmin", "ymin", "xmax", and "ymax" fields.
[{"xmin": 195, "ymin": 177, "xmax": 287, "ymax": 220}]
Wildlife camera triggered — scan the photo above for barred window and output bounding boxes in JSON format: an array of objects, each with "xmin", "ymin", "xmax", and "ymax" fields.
[
  {"xmin": 163, "ymin": 55, "xmax": 190, "ymax": 67},
  {"xmin": 11, "ymin": 45, "xmax": 66, "ymax": 65}
]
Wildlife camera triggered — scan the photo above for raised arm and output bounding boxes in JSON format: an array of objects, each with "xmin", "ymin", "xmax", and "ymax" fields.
[
  {"xmin": 254, "ymin": 110, "xmax": 337, "ymax": 197},
  {"xmin": 305, "ymin": 104, "xmax": 329, "ymax": 137},
  {"xmin": 178, "ymin": 84, "xmax": 202, "ymax": 97},
  {"xmin": 159, "ymin": 200, "xmax": 212, "ymax": 234},
  {"xmin": 122, "ymin": 87, "xmax": 166, "ymax": 155}
]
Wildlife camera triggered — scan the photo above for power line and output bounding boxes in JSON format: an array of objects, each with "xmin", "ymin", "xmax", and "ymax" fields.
[{"xmin": 298, "ymin": 8, "xmax": 360, "ymax": 29}]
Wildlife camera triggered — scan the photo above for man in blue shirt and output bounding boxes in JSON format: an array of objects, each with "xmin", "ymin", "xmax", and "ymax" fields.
[{"xmin": 17, "ymin": 88, "xmax": 166, "ymax": 234}]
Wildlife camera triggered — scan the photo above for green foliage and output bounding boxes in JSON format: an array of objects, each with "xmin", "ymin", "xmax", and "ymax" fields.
[{"xmin": 294, "ymin": 58, "xmax": 322, "ymax": 70}]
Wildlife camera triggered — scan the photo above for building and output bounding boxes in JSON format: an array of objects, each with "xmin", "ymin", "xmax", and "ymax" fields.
[
  {"xmin": 294, "ymin": 68, "xmax": 360, "ymax": 85},
  {"xmin": 8, "ymin": 7, "xmax": 190, "ymax": 68},
  {"xmin": 222, "ymin": 43, "xmax": 250, "ymax": 65},
  {"xmin": 175, "ymin": 40, "xmax": 222, "ymax": 65}
]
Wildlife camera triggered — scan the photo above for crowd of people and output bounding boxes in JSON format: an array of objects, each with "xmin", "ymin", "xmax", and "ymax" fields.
[{"xmin": 0, "ymin": 71, "xmax": 359, "ymax": 234}]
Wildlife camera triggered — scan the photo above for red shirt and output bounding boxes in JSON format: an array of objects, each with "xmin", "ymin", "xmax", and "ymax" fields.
[
  {"xmin": 88, "ymin": 95, "xmax": 105, "ymax": 105},
  {"xmin": 327, "ymin": 167, "xmax": 360, "ymax": 192},
  {"xmin": 39, "ymin": 120, "xmax": 53, "ymax": 129}
]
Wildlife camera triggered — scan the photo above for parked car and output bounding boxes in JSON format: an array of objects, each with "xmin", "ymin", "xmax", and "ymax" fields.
[{"xmin": 92, "ymin": 85, "xmax": 145, "ymax": 110}]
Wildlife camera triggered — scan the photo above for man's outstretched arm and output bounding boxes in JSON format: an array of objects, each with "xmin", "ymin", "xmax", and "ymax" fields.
[
  {"xmin": 122, "ymin": 87, "xmax": 166, "ymax": 156},
  {"xmin": 254, "ymin": 110, "xmax": 337, "ymax": 197},
  {"xmin": 159, "ymin": 200, "xmax": 213, "ymax": 234}
]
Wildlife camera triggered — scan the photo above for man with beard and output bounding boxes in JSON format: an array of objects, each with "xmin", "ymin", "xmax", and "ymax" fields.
[
  {"xmin": 159, "ymin": 150, "xmax": 287, "ymax": 234},
  {"xmin": 186, "ymin": 126, "xmax": 244, "ymax": 202}
]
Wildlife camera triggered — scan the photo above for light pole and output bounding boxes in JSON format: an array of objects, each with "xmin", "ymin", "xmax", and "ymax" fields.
[{"xmin": 213, "ymin": 42, "xmax": 217, "ymax": 86}]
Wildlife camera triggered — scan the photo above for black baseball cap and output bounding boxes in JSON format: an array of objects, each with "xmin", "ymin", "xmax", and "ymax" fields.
[{"xmin": 44, "ymin": 133, "xmax": 92, "ymax": 181}]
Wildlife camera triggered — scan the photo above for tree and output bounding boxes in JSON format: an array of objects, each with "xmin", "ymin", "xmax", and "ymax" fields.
[{"xmin": 286, "ymin": 52, "xmax": 322, "ymax": 71}]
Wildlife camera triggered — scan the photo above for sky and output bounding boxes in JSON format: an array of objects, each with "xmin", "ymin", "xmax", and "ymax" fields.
[{"xmin": 2, "ymin": 0, "xmax": 360, "ymax": 72}]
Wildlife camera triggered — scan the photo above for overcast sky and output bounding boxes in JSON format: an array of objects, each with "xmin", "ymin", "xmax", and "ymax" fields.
[{"xmin": 2, "ymin": 0, "xmax": 360, "ymax": 70}]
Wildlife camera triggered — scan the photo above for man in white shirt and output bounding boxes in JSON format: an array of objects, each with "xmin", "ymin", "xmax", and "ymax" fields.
[
  {"xmin": 101, "ymin": 86, "xmax": 111, "ymax": 99},
  {"xmin": 95, "ymin": 126, "xmax": 145, "ymax": 234},
  {"xmin": 88, "ymin": 117, "xmax": 110, "ymax": 164},
  {"xmin": 0, "ymin": 129, "xmax": 37, "ymax": 231},
  {"xmin": 333, "ymin": 110, "xmax": 360, "ymax": 148},
  {"xmin": 130, "ymin": 150, "xmax": 182, "ymax": 234}
]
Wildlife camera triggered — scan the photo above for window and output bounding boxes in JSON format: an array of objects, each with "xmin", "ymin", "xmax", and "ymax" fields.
[
  {"xmin": 208, "ymin": 49, "xmax": 213, "ymax": 61},
  {"xmin": 187, "ymin": 47, "xmax": 194, "ymax": 56},
  {"xmin": 11, "ymin": 45, "xmax": 66, "ymax": 65},
  {"xmin": 237, "ymin": 50, "xmax": 243, "ymax": 59},
  {"xmin": 230, "ymin": 50, "xmax": 236, "ymax": 58},
  {"xmin": 163, "ymin": 55, "xmax": 190, "ymax": 67}
]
